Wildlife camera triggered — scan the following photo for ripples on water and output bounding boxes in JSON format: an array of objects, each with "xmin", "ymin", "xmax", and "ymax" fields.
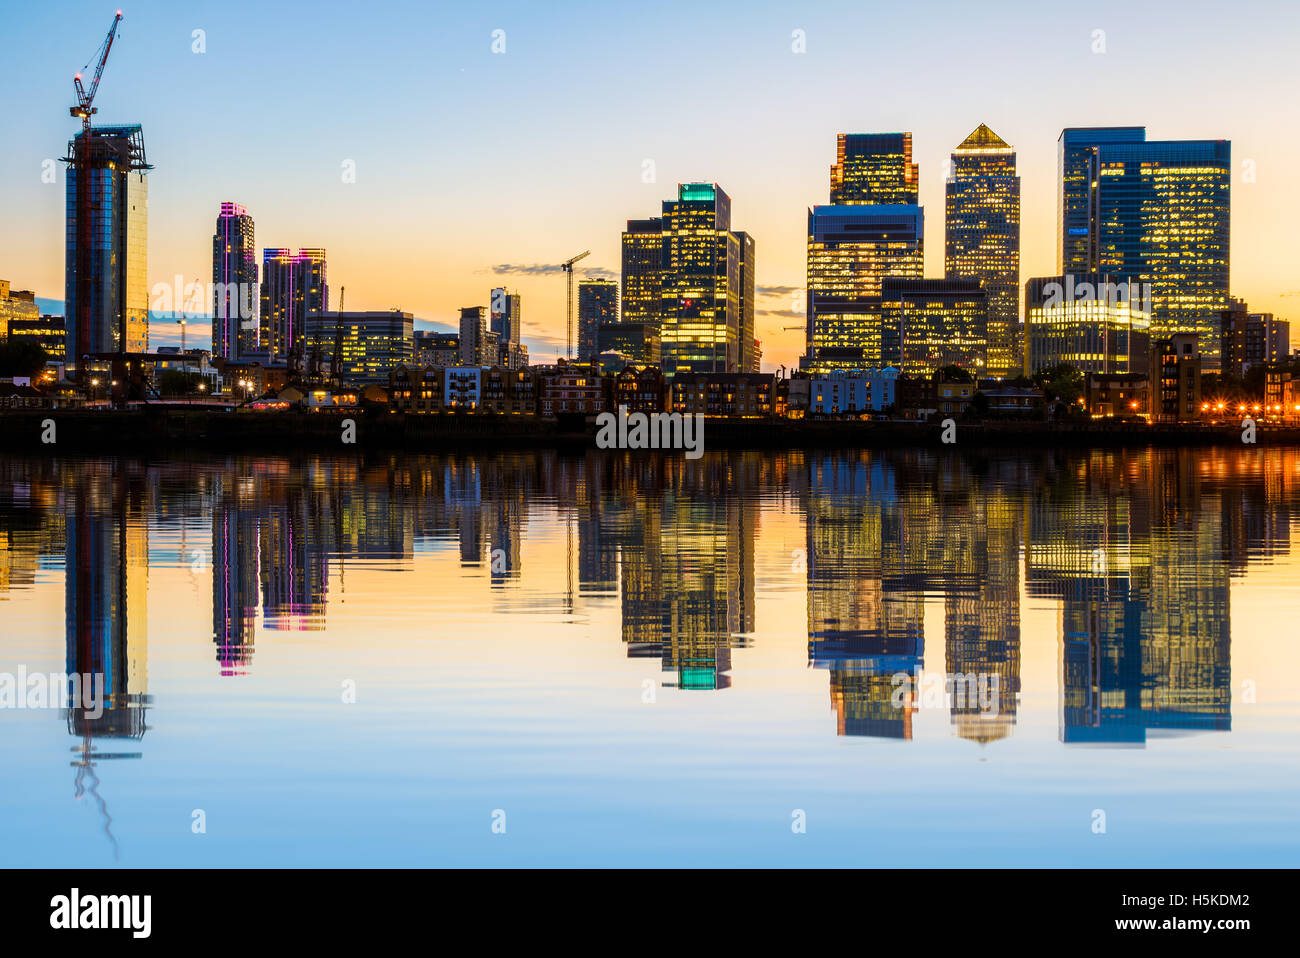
[{"xmin": 1, "ymin": 447, "xmax": 1298, "ymax": 866}]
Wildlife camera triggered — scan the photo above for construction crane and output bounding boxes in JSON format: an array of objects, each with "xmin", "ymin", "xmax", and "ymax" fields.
[
  {"xmin": 69, "ymin": 11, "xmax": 125, "ymax": 374},
  {"xmin": 560, "ymin": 250, "xmax": 590, "ymax": 360},
  {"xmin": 71, "ymin": 12, "xmax": 123, "ymax": 133}
]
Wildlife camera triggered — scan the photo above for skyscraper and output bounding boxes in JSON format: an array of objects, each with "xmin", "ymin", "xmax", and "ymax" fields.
[
  {"xmin": 829, "ymin": 133, "xmax": 919, "ymax": 206},
  {"xmin": 803, "ymin": 205, "xmax": 924, "ymax": 371},
  {"xmin": 260, "ymin": 248, "xmax": 327, "ymax": 365},
  {"xmin": 212, "ymin": 202, "xmax": 257, "ymax": 360},
  {"xmin": 659, "ymin": 183, "xmax": 749, "ymax": 375},
  {"xmin": 735, "ymin": 231, "xmax": 757, "ymax": 372},
  {"xmin": 804, "ymin": 133, "xmax": 925, "ymax": 373},
  {"xmin": 63, "ymin": 125, "xmax": 151, "ymax": 367},
  {"xmin": 577, "ymin": 279, "xmax": 618, "ymax": 362},
  {"xmin": 1058, "ymin": 127, "xmax": 1144, "ymax": 275},
  {"xmin": 620, "ymin": 218, "xmax": 664, "ymax": 328},
  {"xmin": 881, "ymin": 278, "xmax": 987, "ymax": 375},
  {"xmin": 945, "ymin": 124, "xmax": 1021, "ymax": 377},
  {"xmin": 1057, "ymin": 128, "xmax": 1231, "ymax": 370}
]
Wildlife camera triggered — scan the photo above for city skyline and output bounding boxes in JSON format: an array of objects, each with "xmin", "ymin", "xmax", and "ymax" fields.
[{"xmin": 3, "ymin": 1, "xmax": 1297, "ymax": 371}]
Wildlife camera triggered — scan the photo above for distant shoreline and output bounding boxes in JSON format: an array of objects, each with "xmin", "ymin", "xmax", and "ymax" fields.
[{"xmin": 1, "ymin": 408, "xmax": 1296, "ymax": 453}]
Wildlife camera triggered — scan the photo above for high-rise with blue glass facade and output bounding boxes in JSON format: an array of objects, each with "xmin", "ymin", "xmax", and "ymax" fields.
[
  {"xmin": 804, "ymin": 133, "xmax": 924, "ymax": 372},
  {"xmin": 63, "ymin": 125, "xmax": 151, "ymax": 367},
  {"xmin": 1057, "ymin": 128, "xmax": 1230, "ymax": 370}
]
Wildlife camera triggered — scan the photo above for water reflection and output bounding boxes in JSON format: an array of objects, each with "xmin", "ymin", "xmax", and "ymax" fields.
[{"xmin": 1, "ymin": 448, "xmax": 1296, "ymax": 758}]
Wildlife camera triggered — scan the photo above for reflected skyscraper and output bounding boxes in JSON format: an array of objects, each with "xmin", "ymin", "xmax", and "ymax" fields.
[
  {"xmin": 1027, "ymin": 450, "xmax": 1232, "ymax": 744},
  {"xmin": 212, "ymin": 475, "xmax": 259, "ymax": 675},
  {"xmin": 805, "ymin": 454, "xmax": 924, "ymax": 738},
  {"xmin": 64, "ymin": 466, "xmax": 150, "ymax": 741}
]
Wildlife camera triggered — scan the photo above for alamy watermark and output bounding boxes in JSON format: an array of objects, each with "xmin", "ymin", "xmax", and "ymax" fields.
[
  {"xmin": 890, "ymin": 667, "xmax": 1000, "ymax": 715},
  {"xmin": 151, "ymin": 275, "xmax": 258, "ymax": 328},
  {"xmin": 595, "ymin": 405, "xmax": 705, "ymax": 459},
  {"xmin": 0, "ymin": 668, "xmax": 105, "ymax": 719},
  {"xmin": 1042, "ymin": 276, "xmax": 1153, "ymax": 314}
]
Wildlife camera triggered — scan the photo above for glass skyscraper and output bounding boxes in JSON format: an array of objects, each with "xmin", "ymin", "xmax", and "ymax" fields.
[
  {"xmin": 212, "ymin": 202, "xmax": 257, "ymax": 360},
  {"xmin": 1057, "ymin": 128, "xmax": 1230, "ymax": 370},
  {"xmin": 880, "ymin": 278, "xmax": 987, "ymax": 376},
  {"xmin": 658, "ymin": 183, "xmax": 747, "ymax": 375},
  {"xmin": 804, "ymin": 205, "xmax": 924, "ymax": 370},
  {"xmin": 620, "ymin": 218, "xmax": 663, "ymax": 327},
  {"xmin": 63, "ymin": 124, "xmax": 151, "ymax": 367},
  {"xmin": 804, "ymin": 133, "xmax": 925, "ymax": 373},
  {"xmin": 945, "ymin": 124, "xmax": 1020, "ymax": 378},
  {"xmin": 260, "ymin": 248, "xmax": 327, "ymax": 365},
  {"xmin": 577, "ymin": 280, "xmax": 618, "ymax": 362}
]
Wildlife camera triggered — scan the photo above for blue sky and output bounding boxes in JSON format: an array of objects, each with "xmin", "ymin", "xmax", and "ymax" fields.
[{"xmin": 3, "ymin": 0, "xmax": 1298, "ymax": 365}]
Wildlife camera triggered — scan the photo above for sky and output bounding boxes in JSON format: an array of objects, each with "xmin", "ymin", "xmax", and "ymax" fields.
[{"xmin": 3, "ymin": 0, "xmax": 1298, "ymax": 369}]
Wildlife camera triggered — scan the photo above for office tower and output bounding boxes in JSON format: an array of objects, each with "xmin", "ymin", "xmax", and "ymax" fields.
[
  {"xmin": 804, "ymin": 205, "xmax": 924, "ymax": 370},
  {"xmin": 620, "ymin": 217, "xmax": 664, "ymax": 328},
  {"xmin": 577, "ymin": 279, "xmax": 618, "ymax": 362},
  {"xmin": 260, "ymin": 248, "xmax": 327, "ymax": 365},
  {"xmin": 945, "ymin": 124, "xmax": 1021, "ymax": 377},
  {"xmin": 659, "ymin": 183, "xmax": 748, "ymax": 375},
  {"xmin": 304, "ymin": 310, "xmax": 414, "ymax": 384},
  {"xmin": 212, "ymin": 202, "xmax": 258, "ymax": 360},
  {"xmin": 459, "ymin": 306, "xmax": 487, "ymax": 365},
  {"xmin": 63, "ymin": 125, "xmax": 151, "ymax": 367},
  {"xmin": 880, "ymin": 278, "xmax": 987, "ymax": 376},
  {"xmin": 1058, "ymin": 127, "xmax": 1144, "ymax": 274},
  {"xmin": 1220, "ymin": 298, "xmax": 1290, "ymax": 377},
  {"xmin": 829, "ymin": 133, "xmax": 918, "ymax": 205},
  {"xmin": 1057, "ymin": 128, "xmax": 1230, "ymax": 370},
  {"xmin": 735, "ymin": 231, "xmax": 757, "ymax": 371},
  {"xmin": 1024, "ymin": 274, "xmax": 1151, "ymax": 375}
]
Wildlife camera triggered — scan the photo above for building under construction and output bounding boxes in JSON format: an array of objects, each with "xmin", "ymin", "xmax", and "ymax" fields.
[
  {"xmin": 64, "ymin": 124, "xmax": 151, "ymax": 367},
  {"xmin": 63, "ymin": 13, "xmax": 152, "ymax": 372}
]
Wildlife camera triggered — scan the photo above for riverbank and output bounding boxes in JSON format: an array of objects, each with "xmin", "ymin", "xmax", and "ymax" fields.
[{"xmin": 0, "ymin": 408, "xmax": 1296, "ymax": 451}]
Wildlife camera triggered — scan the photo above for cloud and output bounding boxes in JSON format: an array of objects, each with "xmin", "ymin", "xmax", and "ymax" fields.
[
  {"xmin": 759, "ymin": 309, "xmax": 806, "ymax": 320},
  {"xmin": 756, "ymin": 284, "xmax": 803, "ymax": 297},
  {"xmin": 489, "ymin": 263, "xmax": 617, "ymax": 281}
]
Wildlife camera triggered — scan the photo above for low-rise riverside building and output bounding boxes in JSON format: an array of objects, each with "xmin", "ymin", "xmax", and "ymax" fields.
[
  {"xmin": 807, "ymin": 368, "xmax": 899, "ymax": 416},
  {"xmin": 612, "ymin": 365, "xmax": 666, "ymax": 414},
  {"xmin": 669, "ymin": 373, "xmax": 776, "ymax": 418},
  {"xmin": 537, "ymin": 361, "xmax": 608, "ymax": 416},
  {"xmin": 1086, "ymin": 373, "xmax": 1149, "ymax": 418}
]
